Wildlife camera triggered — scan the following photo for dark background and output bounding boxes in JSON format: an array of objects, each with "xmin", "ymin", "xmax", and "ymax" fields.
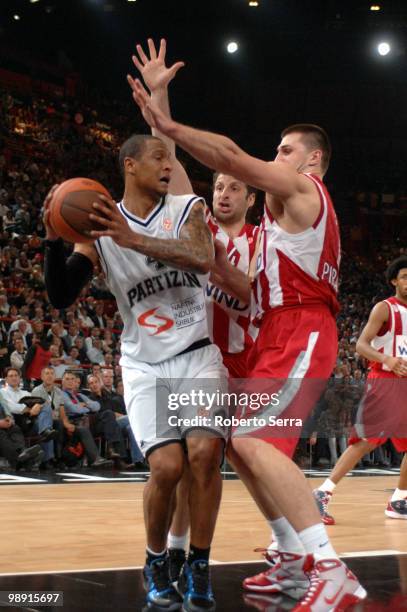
[{"xmin": 1, "ymin": 0, "xmax": 407, "ymax": 189}]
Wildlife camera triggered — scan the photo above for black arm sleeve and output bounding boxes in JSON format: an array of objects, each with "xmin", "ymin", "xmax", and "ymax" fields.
[{"xmin": 44, "ymin": 239, "xmax": 94, "ymax": 308}]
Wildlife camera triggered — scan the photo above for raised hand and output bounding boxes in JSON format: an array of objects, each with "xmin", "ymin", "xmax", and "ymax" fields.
[
  {"xmin": 129, "ymin": 38, "xmax": 184, "ymax": 93},
  {"xmin": 128, "ymin": 79, "xmax": 172, "ymax": 133}
]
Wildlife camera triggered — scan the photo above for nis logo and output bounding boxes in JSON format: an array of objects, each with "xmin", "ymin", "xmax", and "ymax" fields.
[{"xmin": 138, "ymin": 308, "xmax": 174, "ymax": 335}]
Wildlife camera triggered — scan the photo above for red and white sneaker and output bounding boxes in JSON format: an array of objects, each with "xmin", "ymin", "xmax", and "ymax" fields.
[
  {"xmin": 385, "ymin": 498, "xmax": 407, "ymax": 519},
  {"xmin": 292, "ymin": 556, "xmax": 367, "ymax": 611},
  {"xmin": 243, "ymin": 551, "xmax": 310, "ymax": 600},
  {"xmin": 313, "ymin": 489, "xmax": 335, "ymax": 526},
  {"xmin": 242, "ymin": 549, "xmax": 281, "ymax": 594}
]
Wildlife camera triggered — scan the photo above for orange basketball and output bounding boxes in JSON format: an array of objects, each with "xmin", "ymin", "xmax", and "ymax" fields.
[{"xmin": 48, "ymin": 178, "xmax": 112, "ymax": 244}]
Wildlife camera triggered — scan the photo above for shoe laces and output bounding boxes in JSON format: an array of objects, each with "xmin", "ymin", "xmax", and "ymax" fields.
[
  {"xmin": 150, "ymin": 558, "xmax": 170, "ymax": 592},
  {"xmin": 190, "ymin": 561, "xmax": 210, "ymax": 596},
  {"xmin": 299, "ymin": 569, "xmax": 322, "ymax": 605},
  {"xmin": 253, "ymin": 547, "xmax": 279, "ymax": 567},
  {"xmin": 317, "ymin": 491, "xmax": 331, "ymax": 515}
]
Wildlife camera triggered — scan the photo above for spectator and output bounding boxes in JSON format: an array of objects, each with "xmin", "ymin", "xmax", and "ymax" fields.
[
  {"xmin": 0, "ymin": 367, "xmax": 56, "ymax": 466},
  {"xmin": 0, "ymin": 397, "xmax": 44, "ymax": 471},
  {"xmin": 31, "ymin": 366, "xmax": 66, "ymax": 462}
]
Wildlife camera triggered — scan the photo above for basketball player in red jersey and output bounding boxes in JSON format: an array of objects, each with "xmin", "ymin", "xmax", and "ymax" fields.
[
  {"xmin": 314, "ymin": 256, "xmax": 407, "ymax": 525},
  {"xmin": 130, "ymin": 74, "xmax": 367, "ymax": 609}
]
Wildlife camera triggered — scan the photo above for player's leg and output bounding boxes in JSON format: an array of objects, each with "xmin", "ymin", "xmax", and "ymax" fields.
[
  {"xmin": 122, "ymin": 366, "xmax": 184, "ymax": 610},
  {"xmin": 143, "ymin": 442, "xmax": 185, "ymax": 611},
  {"xmin": 313, "ymin": 438, "xmax": 378, "ymax": 524},
  {"xmin": 231, "ymin": 436, "xmax": 366, "ymax": 606},
  {"xmin": 385, "ymin": 444, "xmax": 407, "ymax": 519},
  {"xmin": 168, "ymin": 465, "xmax": 191, "ymax": 586},
  {"xmin": 178, "ymin": 436, "xmax": 223, "ymax": 612}
]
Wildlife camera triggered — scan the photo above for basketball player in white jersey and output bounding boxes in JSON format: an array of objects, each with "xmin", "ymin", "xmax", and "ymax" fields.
[
  {"xmin": 128, "ymin": 39, "xmax": 261, "ymax": 585},
  {"xmin": 130, "ymin": 74, "xmax": 367, "ymax": 609},
  {"xmin": 43, "ymin": 98, "xmax": 229, "ymax": 612},
  {"xmin": 314, "ymin": 256, "xmax": 407, "ymax": 525}
]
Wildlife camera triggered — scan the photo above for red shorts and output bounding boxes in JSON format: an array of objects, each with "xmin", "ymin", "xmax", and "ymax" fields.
[
  {"xmin": 348, "ymin": 436, "xmax": 407, "ymax": 453},
  {"xmin": 235, "ymin": 305, "xmax": 338, "ymax": 458},
  {"xmin": 222, "ymin": 348, "xmax": 250, "ymax": 379},
  {"xmin": 350, "ymin": 369, "xmax": 407, "ymax": 448}
]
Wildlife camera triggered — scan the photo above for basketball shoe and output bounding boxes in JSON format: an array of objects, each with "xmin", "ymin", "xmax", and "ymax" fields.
[
  {"xmin": 168, "ymin": 548, "xmax": 186, "ymax": 588},
  {"xmin": 312, "ymin": 489, "xmax": 335, "ymax": 525},
  {"xmin": 385, "ymin": 498, "xmax": 407, "ymax": 519},
  {"xmin": 291, "ymin": 556, "xmax": 367, "ymax": 611},
  {"xmin": 143, "ymin": 557, "xmax": 182, "ymax": 610},
  {"xmin": 244, "ymin": 551, "xmax": 310, "ymax": 600},
  {"xmin": 178, "ymin": 559, "xmax": 215, "ymax": 611}
]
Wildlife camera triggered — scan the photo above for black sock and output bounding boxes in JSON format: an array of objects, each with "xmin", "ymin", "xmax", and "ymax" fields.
[
  {"xmin": 146, "ymin": 548, "xmax": 167, "ymax": 566},
  {"xmin": 188, "ymin": 544, "xmax": 210, "ymax": 564}
]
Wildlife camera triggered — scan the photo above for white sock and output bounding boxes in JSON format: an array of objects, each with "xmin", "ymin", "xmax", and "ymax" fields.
[
  {"xmin": 298, "ymin": 524, "xmax": 338, "ymax": 559},
  {"xmin": 268, "ymin": 518, "xmax": 305, "ymax": 554},
  {"xmin": 391, "ymin": 488, "xmax": 407, "ymax": 501},
  {"xmin": 319, "ymin": 478, "xmax": 336, "ymax": 494},
  {"xmin": 167, "ymin": 532, "xmax": 189, "ymax": 551},
  {"xmin": 146, "ymin": 546, "xmax": 166, "ymax": 557}
]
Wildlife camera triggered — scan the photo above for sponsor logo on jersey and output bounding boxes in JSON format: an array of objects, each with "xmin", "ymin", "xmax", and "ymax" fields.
[
  {"xmin": 206, "ymin": 283, "xmax": 247, "ymax": 311},
  {"xmin": 127, "ymin": 271, "xmax": 202, "ymax": 307},
  {"xmin": 145, "ymin": 256, "xmax": 166, "ymax": 271},
  {"xmin": 163, "ymin": 218, "xmax": 173, "ymax": 231},
  {"xmin": 137, "ymin": 307, "xmax": 174, "ymax": 335}
]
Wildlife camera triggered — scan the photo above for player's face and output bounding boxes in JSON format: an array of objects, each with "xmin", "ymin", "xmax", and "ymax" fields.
[
  {"xmin": 132, "ymin": 141, "xmax": 172, "ymax": 198},
  {"xmin": 394, "ymin": 268, "xmax": 407, "ymax": 300},
  {"xmin": 274, "ymin": 132, "xmax": 312, "ymax": 172},
  {"xmin": 212, "ymin": 174, "xmax": 254, "ymax": 224}
]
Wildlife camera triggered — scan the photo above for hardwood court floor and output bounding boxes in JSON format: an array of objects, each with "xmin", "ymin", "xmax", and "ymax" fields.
[{"xmin": 0, "ymin": 475, "xmax": 405, "ymax": 575}]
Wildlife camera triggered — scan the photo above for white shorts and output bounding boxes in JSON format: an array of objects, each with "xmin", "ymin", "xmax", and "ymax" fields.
[{"xmin": 122, "ymin": 344, "xmax": 229, "ymax": 458}]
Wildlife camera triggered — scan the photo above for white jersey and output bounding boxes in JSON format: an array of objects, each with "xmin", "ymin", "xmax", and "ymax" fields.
[
  {"xmin": 95, "ymin": 194, "xmax": 210, "ymax": 366},
  {"xmin": 371, "ymin": 297, "xmax": 407, "ymax": 372}
]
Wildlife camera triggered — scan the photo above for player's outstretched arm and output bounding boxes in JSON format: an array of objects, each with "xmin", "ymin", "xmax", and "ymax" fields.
[
  {"xmin": 90, "ymin": 196, "xmax": 213, "ymax": 274},
  {"xmin": 42, "ymin": 186, "xmax": 98, "ymax": 308},
  {"xmin": 131, "ymin": 79, "xmax": 311, "ymax": 200},
  {"xmin": 356, "ymin": 302, "xmax": 407, "ymax": 377},
  {"xmin": 128, "ymin": 38, "xmax": 191, "ymax": 195}
]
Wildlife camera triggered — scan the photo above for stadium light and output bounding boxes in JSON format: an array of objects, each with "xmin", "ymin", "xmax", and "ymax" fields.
[
  {"xmin": 249, "ymin": 1, "xmax": 259, "ymax": 6},
  {"xmin": 370, "ymin": 4, "xmax": 381, "ymax": 10},
  {"xmin": 227, "ymin": 42, "xmax": 238, "ymax": 54},
  {"xmin": 13, "ymin": 14, "xmax": 21, "ymax": 20},
  {"xmin": 377, "ymin": 41, "xmax": 391, "ymax": 56}
]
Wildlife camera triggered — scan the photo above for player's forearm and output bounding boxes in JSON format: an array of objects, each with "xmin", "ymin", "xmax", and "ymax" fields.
[
  {"xmin": 355, "ymin": 339, "xmax": 386, "ymax": 364},
  {"xmin": 151, "ymin": 88, "xmax": 175, "ymax": 157},
  {"xmin": 44, "ymin": 239, "xmax": 94, "ymax": 308},
  {"xmin": 210, "ymin": 266, "xmax": 250, "ymax": 304},
  {"xmin": 130, "ymin": 233, "xmax": 214, "ymax": 274},
  {"xmin": 165, "ymin": 120, "xmax": 241, "ymax": 176}
]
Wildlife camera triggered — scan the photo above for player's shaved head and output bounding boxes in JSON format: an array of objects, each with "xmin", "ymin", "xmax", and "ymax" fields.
[
  {"xmin": 281, "ymin": 124, "xmax": 331, "ymax": 173},
  {"xmin": 119, "ymin": 134, "xmax": 162, "ymax": 177}
]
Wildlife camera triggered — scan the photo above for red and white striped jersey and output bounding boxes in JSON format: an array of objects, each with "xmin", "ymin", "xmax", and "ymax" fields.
[
  {"xmin": 253, "ymin": 173, "xmax": 341, "ymax": 320},
  {"xmin": 205, "ymin": 210, "xmax": 259, "ymax": 354},
  {"xmin": 371, "ymin": 297, "xmax": 407, "ymax": 371}
]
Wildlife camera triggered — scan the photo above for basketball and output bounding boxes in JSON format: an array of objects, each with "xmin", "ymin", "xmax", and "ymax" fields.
[{"xmin": 48, "ymin": 177, "xmax": 112, "ymax": 243}]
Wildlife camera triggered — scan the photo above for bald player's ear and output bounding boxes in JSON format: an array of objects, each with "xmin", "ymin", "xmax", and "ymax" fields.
[
  {"xmin": 124, "ymin": 157, "xmax": 137, "ymax": 176},
  {"xmin": 309, "ymin": 149, "xmax": 322, "ymax": 167}
]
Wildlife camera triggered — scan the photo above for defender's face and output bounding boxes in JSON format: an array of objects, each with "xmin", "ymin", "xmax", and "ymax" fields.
[
  {"xmin": 212, "ymin": 174, "xmax": 253, "ymax": 224},
  {"xmin": 129, "ymin": 140, "xmax": 172, "ymax": 198},
  {"xmin": 274, "ymin": 132, "xmax": 310, "ymax": 172}
]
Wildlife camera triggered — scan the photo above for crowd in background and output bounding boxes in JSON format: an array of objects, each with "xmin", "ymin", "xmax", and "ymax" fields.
[{"xmin": 0, "ymin": 84, "xmax": 405, "ymax": 472}]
